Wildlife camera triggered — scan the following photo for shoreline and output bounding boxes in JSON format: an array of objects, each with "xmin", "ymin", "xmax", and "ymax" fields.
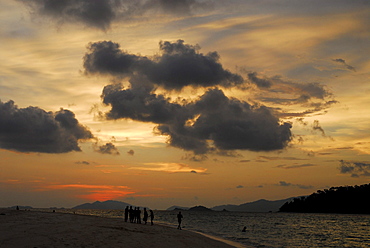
[{"xmin": 0, "ymin": 209, "xmax": 244, "ymax": 248}]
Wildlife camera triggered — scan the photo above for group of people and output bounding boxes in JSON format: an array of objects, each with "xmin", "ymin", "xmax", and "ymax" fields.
[
  {"xmin": 124, "ymin": 206, "xmax": 154, "ymax": 225},
  {"xmin": 124, "ymin": 207, "xmax": 184, "ymax": 230}
]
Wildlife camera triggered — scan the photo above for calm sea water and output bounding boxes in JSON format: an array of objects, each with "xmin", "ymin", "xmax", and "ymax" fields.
[{"xmin": 49, "ymin": 209, "xmax": 370, "ymax": 248}]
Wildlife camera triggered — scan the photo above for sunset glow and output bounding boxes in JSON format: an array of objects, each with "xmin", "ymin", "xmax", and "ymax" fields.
[{"xmin": 0, "ymin": 0, "xmax": 369, "ymax": 210}]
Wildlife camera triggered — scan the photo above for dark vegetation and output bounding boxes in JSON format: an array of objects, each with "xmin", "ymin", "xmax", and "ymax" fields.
[{"xmin": 279, "ymin": 183, "xmax": 370, "ymax": 214}]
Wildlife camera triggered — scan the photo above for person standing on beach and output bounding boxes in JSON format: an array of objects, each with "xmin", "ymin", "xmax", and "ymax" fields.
[
  {"xmin": 143, "ymin": 208, "xmax": 148, "ymax": 224},
  {"xmin": 137, "ymin": 207, "xmax": 141, "ymax": 224},
  {"xmin": 177, "ymin": 211, "xmax": 183, "ymax": 230},
  {"xmin": 129, "ymin": 206, "xmax": 134, "ymax": 223},
  {"xmin": 133, "ymin": 207, "xmax": 138, "ymax": 223},
  {"xmin": 149, "ymin": 210, "xmax": 154, "ymax": 225},
  {"xmin": 124, "ymin": 206, "xmax": 129, "ymax": 222}
]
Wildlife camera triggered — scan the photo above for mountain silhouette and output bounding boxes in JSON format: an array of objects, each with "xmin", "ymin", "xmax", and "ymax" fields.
[
  {"xmin": 211, "ymin": 198, "xmax": 295, "ymax": 212},
  {"xmin": 72, "ymin": 200, "xmax": 132, "ymax": 209},
  {"xmin": 188, "ymin": 205, "xmax": 212, "ymax": 211}
]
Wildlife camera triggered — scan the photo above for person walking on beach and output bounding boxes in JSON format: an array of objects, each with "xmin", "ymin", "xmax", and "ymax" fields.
[
  {"xmin": 143, "ymin": 208, "xmax": 148, "ymax": 224},
  {"xmin": 149, "ymin": 210, "xmax": 154, "ymax": 225},
  {"xmin": 124, "ymin": 206, "xmax": 129, "ymax": 222},
  {"xmin": 177, "ymin": 211, "xmax": 183, "ymax": 230}
]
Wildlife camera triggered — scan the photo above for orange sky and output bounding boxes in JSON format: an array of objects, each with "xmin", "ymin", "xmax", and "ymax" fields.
[{"xmin": 0, "ymin": 0, "xmax": 369, "ymax": 209}]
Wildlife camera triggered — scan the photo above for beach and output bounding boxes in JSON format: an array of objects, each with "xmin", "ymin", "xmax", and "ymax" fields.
[{"xmin": 0, "ymin": 209, "xmax": 237, "ymax": 248}]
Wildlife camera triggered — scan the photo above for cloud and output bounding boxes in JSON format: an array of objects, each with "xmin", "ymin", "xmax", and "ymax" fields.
[
  {"xmin": 277, "ymin": 163, "xmax": 315, "ymax": 169},
  {"xmin": 332, "ymin": 58, "xmax": 356, "ymax": 72},
  {"xmin": 94, "ymin": 142, "xmax": 120, "ymax": 155},
  {"xmin": 100, "ymin": 82, "xmax": 292, "ymax": 154},
  {"xmin": 240, "ymin": 71, "xmax": 338, "ymax": 119},
  {"xmin": 84, "ymin": 40, "xmax": 244, "ymax": 90},
  {"xmin": 312, "ymin": 120, "xmax": 327, "ymax": 137},
  {"xmin": 158, "ymin": 88, "xmax": 291, "ymax": 154},
  {"xmin": 85, "ymin": 40, "xmax": 351, "ymax": 154},
  {"xmin": 133, "ymin": 162, "xmax": 207, "ymax": 173},
  {"xmin": 236, "ymin": 185, "xmax": 244, "ymax": 189},
  {"xmin": 257, "ymin": 156, "xmax": 308, "ymax": 161},
  {"xmin": 75, "ymin": 161, "xmax": 90, "ymax": 165},
  {"xmin": 339, "ymin": 160, "xmax": 370, "ymax": 177},
  {"xmin": 19, "ymin": 0, "xmax": 212, "ymax": 31},
  {"xmin": 247, "ymin": 72, "xmax": 272, "ymax": 88},
  {"xmin": 277, "ymin": 181, "xmax": 313, "ymax": 189},
  {"xmin": 0, "ymin": 100, "xmax": 93, "ymax": 153},
  {"xmin": 42, "ymin": 183, "xmax": 134, "ymax": 201},
  {"xmin": 84, "ymin": 40, "xmax": 292, "ymax": 154},
  {"xmin": 239, "ymin": 160, "xmax": 250, "ymax": 163},
  {"xmin": 127, "ymin": 149, "xmax": 135, "ymax": 155}
]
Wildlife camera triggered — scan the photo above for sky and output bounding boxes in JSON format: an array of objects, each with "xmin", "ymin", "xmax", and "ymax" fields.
[{"xmin": 0, "ymin": 0, "xmax": 369, "ymax": 210}]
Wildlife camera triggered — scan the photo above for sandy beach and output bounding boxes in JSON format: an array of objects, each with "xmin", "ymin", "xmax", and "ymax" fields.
[{"xmin": 0, "ymin": 209, "xmax": 238, "ymax": 248}]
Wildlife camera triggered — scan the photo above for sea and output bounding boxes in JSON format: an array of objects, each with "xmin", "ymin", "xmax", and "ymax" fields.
[{"xmin": 45, "ymin": 209, "xmax": 370, "ymax": 248}]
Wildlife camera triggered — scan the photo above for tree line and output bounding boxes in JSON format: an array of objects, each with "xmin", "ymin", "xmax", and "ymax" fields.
[{"xmin": 279, "ymin": 183, "xmax": 370, "ymax": 214}]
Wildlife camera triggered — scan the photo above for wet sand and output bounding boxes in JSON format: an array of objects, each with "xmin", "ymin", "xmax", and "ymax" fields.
[{"xmin": 0, "ymin": 209, "xmax": 238, "ymax": 248}]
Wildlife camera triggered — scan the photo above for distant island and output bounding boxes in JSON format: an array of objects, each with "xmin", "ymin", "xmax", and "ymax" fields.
[
  {"xmin": 166, "ymin": 206, "xmax": 189, "ymax": 211},
  {"xmin": 211, "ymin": 198, "xmax": 294, "ymax": 212},
  {"xmin": 188, "ymin": 205, "xmax": 212, "ymax": 211},
  {"xmin": 279, "ymin": 183, "xmax": 370, "ymax": 214}
]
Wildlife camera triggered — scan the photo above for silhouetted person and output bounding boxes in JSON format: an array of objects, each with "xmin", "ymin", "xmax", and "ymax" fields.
[
  {"xmin": 124, "ymin": 206, "xmax": 129, "ymax": 222},
  {"xmin": 149, "ymin": 210, "xmax": 154, "ymax": 225},
  {"xmin": 16, "ymin": 206, "xmax": 19, "ymax": 210},
  {"xmin": 137, "ymin": 207, "xmax": 141, "ymax": 224},
  {"xmin": 129, "ymin": 206, "xmax": 134, "ymax": 223},
  {"xmin": 177, "ymin": 211, "xmax": 183, "ymax": 230},
  {"xmin": 143, "ymin": 208, "xmax": 148, "ymax": 224},
  {"xmin": 133, "ymin": 207, "xmax": 138, "ymax": 223},
  {"xmin": 242, "ymin": 226, "xmax": 247, "ymax": 232}
]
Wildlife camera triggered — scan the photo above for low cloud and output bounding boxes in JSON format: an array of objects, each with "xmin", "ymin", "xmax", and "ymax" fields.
[
  {"xmin": 339, "ymin": 160, "xmax": 370, "ymax": 177},
  {"xmin": 94, "ymin": 142, "xmax": 120, "ymax": 155},
  {"xmin": 127, "ymin": 149, "xmax": 135, "ymax": 156},
  {"xmin": 0, "ymin": 100, "xmax": 93, "ymax": 153},
  {"xmin": 277, "ymin": 181, "xmax": 313, "ymax": 189}
]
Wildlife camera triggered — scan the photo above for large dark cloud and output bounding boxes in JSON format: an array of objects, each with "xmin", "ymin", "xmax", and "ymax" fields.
[
  {"xmin": 102, "ymin": 85, "xmax": 292, "ymax": 154},
  {"xmin": 159, "ymin": 88, "xmax": 291, "ymax": 153},
  {"xmin": 19, "ymin": 0, "xmax": 211, "ymax": 30},
  {"xmin": 84, "ymin": 40, "xmax": 244, "ymax": 90},
  {"xmin": 0, "ymin": 100, "xmax": 93, "ymax": 153}
]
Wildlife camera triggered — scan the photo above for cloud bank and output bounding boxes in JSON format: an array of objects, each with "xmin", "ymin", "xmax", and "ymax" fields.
[{"xmin": 0, "ymin": 100, "xmax": 93, "ymax": 153}]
